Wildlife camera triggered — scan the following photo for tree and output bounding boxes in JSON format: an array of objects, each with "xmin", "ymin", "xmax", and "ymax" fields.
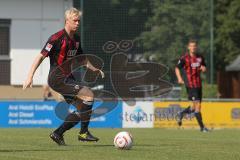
[
  {"xmin": 215, "ymin": 0, "xmax": 240, "ymax": 70},
  {"xmin": 138, "ymin": 0, "xmax": 211, "ymax": 81}
]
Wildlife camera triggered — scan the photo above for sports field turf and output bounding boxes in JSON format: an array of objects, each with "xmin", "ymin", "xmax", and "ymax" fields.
[{"xmin": 0, "ymin": 128, "xmax": 239, "ymax": 160}]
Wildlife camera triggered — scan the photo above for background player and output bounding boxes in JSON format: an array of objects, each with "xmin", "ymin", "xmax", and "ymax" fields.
[{"xmin": 175, "ymin": 39, "xmax": 209, "ymax": 132}]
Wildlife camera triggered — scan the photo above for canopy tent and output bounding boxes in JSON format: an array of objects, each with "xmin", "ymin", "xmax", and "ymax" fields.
[{"xmin": 226, "ymin": 55, "xmax": 240, "ymax": 71}]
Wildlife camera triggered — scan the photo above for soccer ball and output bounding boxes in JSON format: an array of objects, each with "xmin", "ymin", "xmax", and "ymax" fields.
[{"xmin": 114, "ymin": 131, "xmax": 133, "ymax": 150}]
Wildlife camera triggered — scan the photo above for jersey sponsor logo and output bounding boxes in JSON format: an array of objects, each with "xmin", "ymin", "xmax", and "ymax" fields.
[
  {"xmin": 67, "ymin": 49, "xmax": 77, "ymax": 57},
  {"xmin": 45, "ymin": 43, "xmax": 53, "ymax": 52},
  {"xmin": 196, "ymin": 58, "xmax": 202, "ymax": 63},
  {"xmin": 191, "ymin": 62, "xmax": 200, "ymax": 68}
]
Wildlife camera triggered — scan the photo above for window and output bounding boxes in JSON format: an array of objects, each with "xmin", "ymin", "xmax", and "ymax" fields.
[{"xmin": 0, "ymin": 19, "xmax": 11, "ymax": 84}]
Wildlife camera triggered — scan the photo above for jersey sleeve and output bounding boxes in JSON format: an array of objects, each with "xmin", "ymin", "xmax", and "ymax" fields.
[
  {"xmin": 41, "ymin": 36, "xmax": 56, "ymax": 57},
  {"xmin": 176, "ymin": 56, "xmax": 185, "ymax": 69},
  {"xmin": 74, "ymin": 34, "xmax": 86, "ymax": 63},
  {"xmin": 75, "ymin": 34, "xmax": 83, "ymax": 55},
  {"xmin": 77, "ymin": 44, "xmax": 84, "ymax": 55}
]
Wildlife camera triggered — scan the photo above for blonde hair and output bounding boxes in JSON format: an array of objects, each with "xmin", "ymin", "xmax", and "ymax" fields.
[{"xmin": 64, "ymin": 8, "xmax": 82, "ymax": 20}]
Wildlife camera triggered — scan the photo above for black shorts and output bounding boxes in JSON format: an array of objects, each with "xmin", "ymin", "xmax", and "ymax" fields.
[
  {"xmin": 48, "ymin": 73, "xmax": 83, "ymax": 104},
  {"xmin": 186, "ymin": 87, "xmax": 202, "ymax": 102}
]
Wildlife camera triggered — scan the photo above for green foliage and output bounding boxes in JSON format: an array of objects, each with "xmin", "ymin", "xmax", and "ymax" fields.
[
  {"xmin": 138, "ymin": 0, "xmax": 211, "ymax": 71},
  {"xmin": 215, "ymin": 0, "xmax": 240, "ymax": 70}
]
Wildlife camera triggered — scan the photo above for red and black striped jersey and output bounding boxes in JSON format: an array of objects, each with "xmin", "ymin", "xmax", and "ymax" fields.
[
  {"xmin": 176, "ymin": 53, "xmax": 206, "ymax": 88},
  {"xmin": 41, "ymin": 29, "xmax": 84, "ymax": 75}
]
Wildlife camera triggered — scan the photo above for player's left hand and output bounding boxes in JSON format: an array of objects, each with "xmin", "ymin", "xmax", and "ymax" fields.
[
  {"xmin": 95, "ymin": 69, "xmax": 105, "ymax": 78},
  {"xmin": 99, "ymin": 70, "xmax": 105, "ymax": 78},
  {"xmin": 200, "ymin": 65, "xmax": 206, "ymax": 72}
]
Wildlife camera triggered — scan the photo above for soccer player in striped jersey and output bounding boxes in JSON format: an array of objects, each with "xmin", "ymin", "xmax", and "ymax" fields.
[
  {"xmin": 23, "ymin": 8, "xmax": 104, "ymax": 145},
  {"xmin": 175, "ymin": 39, "xmax": 209, "ymax": 132}
]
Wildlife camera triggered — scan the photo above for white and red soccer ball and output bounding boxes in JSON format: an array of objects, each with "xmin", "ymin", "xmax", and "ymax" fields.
[{"xmin": 114, "ymin": 131, "xmax": 133, "ymax": 150}]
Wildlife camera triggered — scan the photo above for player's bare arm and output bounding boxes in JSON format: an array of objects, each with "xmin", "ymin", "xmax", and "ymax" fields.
[
  {"xmin": 85, "ymin": 58, "xmax": 105, "ymax": 78},
  {"xmin": 23, "ymin": 53, "xmax": 46, "ymax": 90},
  {"xmin": 175, "ymin": 67, "xmax": 184, "ymax": 84}
]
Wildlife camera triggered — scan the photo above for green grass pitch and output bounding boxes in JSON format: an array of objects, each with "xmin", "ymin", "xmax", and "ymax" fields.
[{"xmin": 0, "ymin": 128, "xmax": 239, "ymax": 160}]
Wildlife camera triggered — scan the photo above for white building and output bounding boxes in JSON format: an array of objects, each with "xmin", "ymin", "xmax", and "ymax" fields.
[{"xmin": 0, "ymin": 0, "xmax": 74, "ymax": 85}]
